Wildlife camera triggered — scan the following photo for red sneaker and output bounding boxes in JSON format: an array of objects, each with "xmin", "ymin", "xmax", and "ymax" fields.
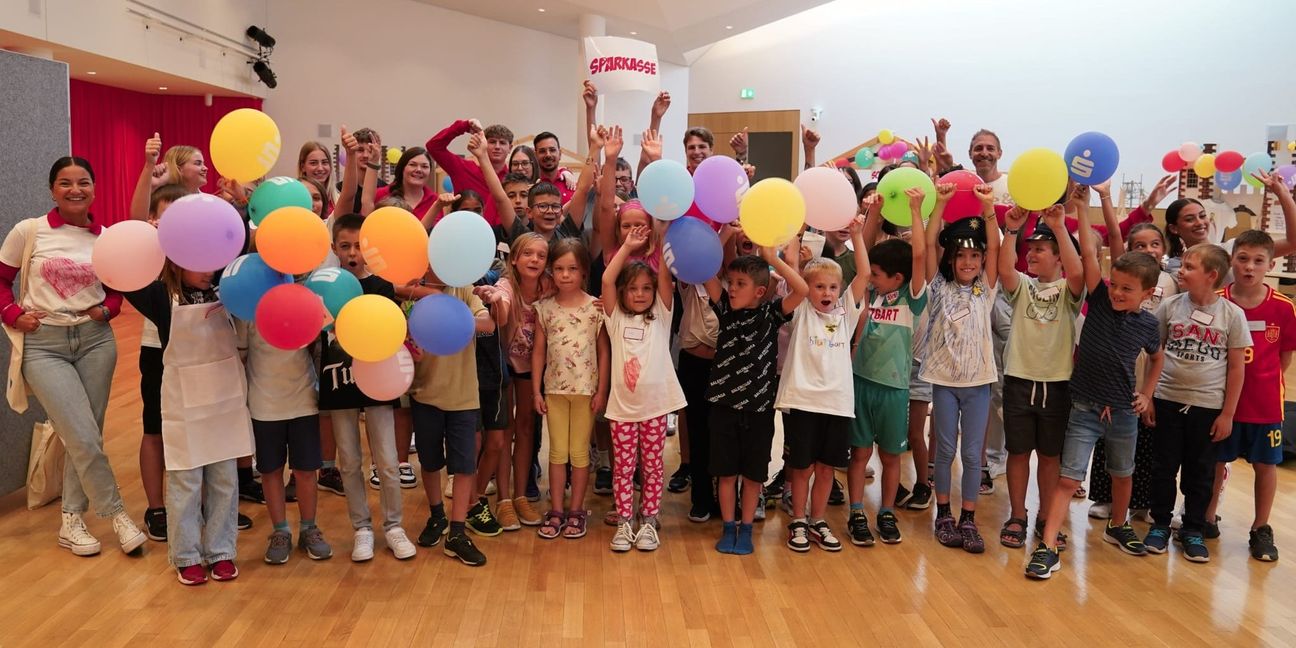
[
  {"xmin": 210, "ymin": 560, "xmax": 239, "ymax": 581},
  {"xmin": 177, "ymin": 564, "xmax": 208, "ymax": 586}
]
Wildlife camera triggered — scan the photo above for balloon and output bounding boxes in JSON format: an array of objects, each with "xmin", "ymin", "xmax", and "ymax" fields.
[
  {"xmin": 1242, "ymin": 152, "xmax": 1274, "ymax": 188},
  {"xmin": 247, "ymin": 177, "xmax": 312, "ymax": 226},
  {"xmin": 1063, "ymin": 131, "xmax": 1120, "ymax": 186},
  {"xmin": 337, "ymin": 148, "xmax": 347, "ymax": 168},
  {"xmin": 794, "ymin": 167, "xmax": 857, "ymax": 231},
  {"xmin": 941, "ymin": 170, "xmax": 983, "ymax": 222},
  {"xmin": 360, "ymin": 206, "xmax": 429, "ymax": 285},
  {"xmin": 91, "ymin": 221, "xmax": 165, "ymax": 291},
  {"xmin": 1192, "ymin": 153, "xmax": 1216, "ymax": 178},
  {"xmin": 854, "ymin": 148, "xmax": 875, "ymax": 168},
  {"xmin": 386, "ymin": 148, "xmax": 402, "ymax": 165},
  {"xmin": 901, "ymin": 151, "xmax": 920, "ymax": 165},
  {"xmin": 352, "ymin": 347, "xmax": 415, "ymax": 401},
  {"xmin": 738, "ymin": 178, "xmax": 805, "ymax": 247},
  {"xmin": 428, "ymin": 210, "xmax": 496, "ymax": 287},
  {"xmin": 256, "ymin": 206, "xmax": 330, "ymax": 274},
  {"xmin": 1215, "ymin": 170, "xmax": 1242, "ymax": 191},
  {"xmin": 1162, "ymin": 150, "xmax": 1186, "ymax": 173},
  {"xmin": 335, "ymin": 294, "xmax": 407, "ymax": 361},
  {"xmin": 255, "ymin": 283, "xmax": 324, "ymax": 350},
  {"xmin": 209, "ymin": 108, "xmax": 280, "ymax": 183},
  {"xmin": 1277, "ymin": 164, "xmax": 1296, "ymax": 190},
  {"xmin": 156, "ymin": 193, "xmax": 246, "ymax": 272},
  {"xmin": 409, "ymin": 293, "xmax": 474, "ymax": 356},
  {"xmin": 217, "ymin": 253, "xmax": 292, "ymax": 320},
  {"xmin": 1215, "ymin": 150, "xmax": 1244, "ymax": 173},
  {"xmin": 638, "ymin": 159, "xmax": 695, "ymax": 221},
  {"xmin": 1289, "ymin": 141, "xmax": 1296, "ymax": 153},
  {"xmin": 662, "ymin": 217, "xmax": 723, "ymax": 284},
  {"xmin": 692, "ymin": 156, "xmax": 749, "ymax": 225},
  {"xmin": 878, "ymin": 129, "xmax": 895, "ymax": 145},
  {"xmin": 441, "ymin": 176, "xmax": 454, "ymax": 193},
  {"xmin": 304, "ymin": 267, "xmax": 363, "ymax": 329},
  {"xmin": 1008, "ymin": 148, "xmax": 1068, "ymax": 210},
  {"xmin": 877, "ymin": 167, "xmax": 936, "ymax": 226},
  {"xmin": 1178, "ymin": 141, "xmax": 1202, "ymax": 163}
]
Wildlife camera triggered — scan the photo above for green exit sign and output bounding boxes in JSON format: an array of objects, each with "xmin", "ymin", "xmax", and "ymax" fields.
[{"xmin": 739, "ymin": 88, "xmax": 754, "ymax": 100}]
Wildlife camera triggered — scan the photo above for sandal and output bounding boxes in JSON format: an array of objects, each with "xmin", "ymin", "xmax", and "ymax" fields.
[
  {"xmin": 537, "ymin": 510, "xmax": 565, "ymax": 539},
  {"xmin": 1035, "ymin": 519, "xmax": 1068, "ymax": 551},
  {"xmin": 1073, "ymin": 485, "xmax": 1086, "ymax": 499},
  {"xmin": 999, "ymin": 517, "xmax": 1028, "ymax": 548},
  {"xmin": 979, "ymin": 470, "xmax": 995, "ymax": 495},
  {"xmin": 563, "ymin": 510, "xmax": 588, "ymax": 539},
  {"xmin": 603, "ymin": 508, "xmax": 621, "ymax": 527}
]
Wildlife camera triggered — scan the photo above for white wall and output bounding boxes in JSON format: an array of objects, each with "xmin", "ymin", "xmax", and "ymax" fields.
[{"xmin": 688, "ymin": 0, "xmax": 1296, "ymax": 200}]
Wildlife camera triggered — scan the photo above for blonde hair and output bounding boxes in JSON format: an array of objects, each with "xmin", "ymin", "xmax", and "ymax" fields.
[
  {"xmin": 163, "ymin": 146, "xmax": 201, "ymax": 190},
  {"xmin": 505, "ymin": 232, "xmax": 548, "ymax": 288},
  {"xmin": 802, "ymin": 257, "xmax": 843, "ymax": 283}
]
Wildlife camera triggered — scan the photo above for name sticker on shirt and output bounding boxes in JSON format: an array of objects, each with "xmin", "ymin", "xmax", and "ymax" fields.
[
  {"xmin": 1190, "ymin": 309, "xmax": 1214, "ymax": 326},
  {"xmin": 1248, "ymin": 320, "xmax": 1266, "ymax": 332},
  {"xmin": 950, "ymin": 307, "xmax": 971, "ymax": 323},
  {"xmin": 1035, "ymin": 286, "xmax": 1060, "ymax": 300},
  {"xmin": 623, "ymin": 327, "xmax": 645, "ymax": 341}
]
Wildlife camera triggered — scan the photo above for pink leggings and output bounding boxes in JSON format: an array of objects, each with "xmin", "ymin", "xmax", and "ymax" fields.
[{"xmin": 610, "ymin": 416, "xmax": 667, "ymax": 521}]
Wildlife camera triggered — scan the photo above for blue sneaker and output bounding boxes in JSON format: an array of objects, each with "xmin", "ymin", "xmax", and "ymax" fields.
[
  {"xmin": 1144, "ymin": 525, "xmax": 1172, "ymax": 554},
  {"xmin": 715, "ymin": 521, "xmax": 737, "ymax": 554},
  {"xmin": 733, "ymin": 523, "xmax": 754, "ymax": 555},
  {"xmin": 1177, "ymin": 530, "xmax": 1210, "ymax": 563}
]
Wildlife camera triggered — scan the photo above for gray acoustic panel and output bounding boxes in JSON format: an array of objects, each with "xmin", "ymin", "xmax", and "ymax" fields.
[{"xmin": 0, "ymin": 49, "xmax": 69, "ymax": 495}]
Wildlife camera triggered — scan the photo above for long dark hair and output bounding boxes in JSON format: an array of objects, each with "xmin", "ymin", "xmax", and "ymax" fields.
[
  {"xmin": 48, "ymin": 157, "xmax": 95, "ymax": 187},
  {"xmin": 1164, "ymin": 198, "xmax": 1202, "ymax": 260},
  {"xmin": 389, "ymin": 146, "xmax": 433, "ymax": 200}
]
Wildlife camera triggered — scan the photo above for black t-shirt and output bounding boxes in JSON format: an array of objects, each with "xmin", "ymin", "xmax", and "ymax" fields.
[
  {"xmin": 318, "ymin": 274, "xmax": 400, "ymax": 411},
  {"xmin": 123, "ymin": 282, "xmax": 219, "ymax": 349},
  {"xmin": 473, "ymin": 263, "xmax": 509, "ymax": 392},
  {"xmin": 705, "ymin": 291, "xmax": 789, "ymax": 412}
]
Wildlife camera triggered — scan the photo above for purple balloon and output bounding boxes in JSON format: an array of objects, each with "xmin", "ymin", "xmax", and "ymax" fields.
[
  {"xmin": 1277, "ymin": 164, "xmax": 1296, "ymax": 190},
  {"xmin": 692, "ymin": 156, "xmax": 748, "ymax": 224},
  {"xmin": 157, "ymin": 193, "xmax": 247, "ymax": 271}
]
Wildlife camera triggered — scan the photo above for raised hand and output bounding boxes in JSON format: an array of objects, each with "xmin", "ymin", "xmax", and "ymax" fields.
[
  {"xmin": 149, "ymin": 162, "xmax": 169, "ymax": 189},
  {"xmin": 467, "ymin": 132, "xmax": 488, "ymax": 160},
  {"xmin": 730, "ymin": 127, "xmax": 750, "ymax": 157},
  {"xmin": 1041, "ymin": 204, "xmax": 1066, "ymax": 229},
  {"xmin": 802, "ymin": 124, "xmax": 821, "ymax": 150},
  {"xmin": 974, "ymin": 183, "xmax": 995, "ymax": 205},
  {"xmin": 641, "ymin": 129, "xmax": 662, "ymax": 161},
  {"xmin": 340, "ymin": 125, "xmax": 358, "ymax": 153},
  {"xmin": 862, "ymin": 193, "xmax": 881, "ymax": 216},
  {"xmin": 626, "ymin": 224, "xmax": 650, "ymax": 249},
  {"xmin": 589, "ymin": 124, "xmax": 607, "ymax": 150},
  {"xmin": 1003, "ymin": 205, "xmax": 1029, "ymax": 230},
  {"xmin": 912, "ymin": 136, "xmax": 934, "ymax": 171},
  {"xmin": 905, "ymin": 186, "xmax": 927, "ymax": 210},
  {"xmin": 1092, "ymin": 179, "xmax": 1112, "ymax": 200},
  {"xmin": 935, "ymin": 182, "xmax": 957, "ymax": 203},
  {"xmin": 467, "ymin": 118, "xmax": 483, "ymax": 134},
  {"xmin": 931, "ymin": 117, "xmax": 951, "ymax": 141},
  {"xmin": 1253, "ymin": 169, "xmax": 1288, "ymax": 194},
  {"xmin": 438, "ymin": 192, "xmax": 460, "ymax": 205},
  {"xmin": 145, "ymin": 132, "xmax": 162, "ymax": 164},
  {"xmin": 1144, "ymin": 173, "xmax": 1177, "ymax": 208},
  {"xmin": 743, "ymin": 164, "xmax": 756, "ymax": 181},
  {"xmin": 651, "ymin": 91, "xmax": 671, "ymax": 120},
  {"xmin": 582, "ymin": 80, "xmax": 599, "ymax": 109},
  {"xmin": 604, "ymin": 125, "xmax": 624, "ymax": 158}
]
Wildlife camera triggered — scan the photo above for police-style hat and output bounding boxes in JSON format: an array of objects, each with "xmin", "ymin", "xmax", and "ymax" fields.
[{"xmin": 939, "ymin": 216, "xmax": 986, "ymax": 251}]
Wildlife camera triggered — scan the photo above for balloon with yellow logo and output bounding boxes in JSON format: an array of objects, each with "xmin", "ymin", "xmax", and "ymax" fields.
[
  {"xmin": 386, "ymin": 148, "xmax": 402, "ymax": 165},
  {"xmin": 209, "ymin": 108, "xmax": 281, "ymax": 183},
  {"xmin": 738, "ymin": 178, "xmax": 805, "ymax": 247},
  {"xmin": 1008, "ymin": 148, "xmax": 1068, "ymax": 210},
  {"xmin": 1193, "ymin": 153, "xmax": 1216, "ymax": 178}
]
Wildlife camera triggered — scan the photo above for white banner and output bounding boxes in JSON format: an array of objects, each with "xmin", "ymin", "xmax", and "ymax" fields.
[{"xmin": 584, "ymin": 36, "xmax": 660, "ymax": 94}]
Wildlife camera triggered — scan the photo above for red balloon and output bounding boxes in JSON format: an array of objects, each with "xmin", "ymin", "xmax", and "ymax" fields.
[
  {"xmin": 1215, "ymin": 150, "xmax": 1244, "ymax": 174},
  {"xmin": 255, "ymin": 283, "xmax": 324, "ymax": 350},
  {"xmin": 941, "ymin": 170, "xmax": 983, "ymax": 222},
  {"xmin": 1162, "ymin": 150, "xmax": 1186, "ymax": 173}
]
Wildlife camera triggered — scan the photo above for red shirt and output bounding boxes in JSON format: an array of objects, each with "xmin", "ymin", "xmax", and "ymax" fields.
[
  {"xmin": 1223, "ymin": 284, "xmax": 1296, "ymax": 423},
  {"xmin": 426, "ymin": 120, "xmax": 507, "ymax": 227},
  {"xmin": 375, "ymin": 185, "xmax": 438, "ymax": 221},
  {"xmin": 539, "ymin": 168, "xmax": 575, "ymax": 205}
]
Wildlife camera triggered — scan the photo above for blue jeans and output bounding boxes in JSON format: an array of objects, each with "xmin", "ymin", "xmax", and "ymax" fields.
[
  {"xmin": 931, "ymin": 384, "xmax": 992, "ymax": 503},
  {"xmin": 1060, "ymin": 400, "xmax": 1138, "ymax": 482},
  {"xmin": 166, "ymin": 459, "xmax": 238, "ymax": 568},
  {"xmin": 22, "ymin": 321, "xmax": 122, "ymax": 517}
]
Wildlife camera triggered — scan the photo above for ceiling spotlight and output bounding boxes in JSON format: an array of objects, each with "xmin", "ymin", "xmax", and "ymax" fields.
[
  {"xmin": 725, "ymin": 25, "xmax": 733, "ymax": 30},
  {"xmin": 538, "ymin": 8, "xmax": 546, "ymax": 12},
  {"xmin": 87, "ymin": 71, "xmax": 97, "ymax": 75},
  {"xmin": 158, "ymin": 86, "xmax": 168, "ymax": 90},
  {"xmin": 630, "ymin": 31, "xmax": 638, "ymax": 35},
  {"xmin": 252, "ymin": 59, "xmax": 277, "ymax": 89},
  {"xmin": 246, "ymin": 25, "xmax": 275, "ymax": 49}
]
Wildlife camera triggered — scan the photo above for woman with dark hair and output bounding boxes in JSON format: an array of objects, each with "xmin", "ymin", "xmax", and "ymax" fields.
[
  {"xmin": 509, "ymin": 145, "xmax": 540, "ymax": 184},
  {"xmin": 376, "ymin": 147, "xmax": 437, "ymax": 220},
  {"xmin": 0, "ymin": 157, "xmax": 146, "ymax": 557}
]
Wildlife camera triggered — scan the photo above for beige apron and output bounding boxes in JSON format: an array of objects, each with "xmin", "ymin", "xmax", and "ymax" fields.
[{"xmin": 161, "ymin": 301, "xmax": 254, "ymax": 470}]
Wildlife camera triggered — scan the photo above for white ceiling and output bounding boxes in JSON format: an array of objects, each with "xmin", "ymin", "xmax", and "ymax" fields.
[{"xmin": 415, "ymin": 0, "xmax": 831, "ymax": 64}]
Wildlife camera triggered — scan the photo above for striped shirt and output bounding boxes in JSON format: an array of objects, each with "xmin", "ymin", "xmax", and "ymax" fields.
[{"xmin": 1071, "ymin": 282, "xmax": 1160, "ymax": 410}]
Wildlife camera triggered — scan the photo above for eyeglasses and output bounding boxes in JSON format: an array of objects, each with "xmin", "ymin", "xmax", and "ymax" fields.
[{"xmin": 533, "ymin": 203, "xmax": 563, "ymax": 213}]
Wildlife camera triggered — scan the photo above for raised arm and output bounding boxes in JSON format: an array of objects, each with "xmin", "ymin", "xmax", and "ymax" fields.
[
  {"xmin": 564, "ymin": 138, "xmax": 602, "ymax": 232},
  {"xmin": 998, "ymin": 205, "xmax": 1028, "ymax": 295},
  {"xmin": 595, "ymin": 126, "xmax": 622, "ymax": 259},
  {"xmin": 848, "ymin": 215, "xmax": 871, "ymax": 303},
  {"xmin": 908, "ymin": 197, "xmax": 928, "ymax": 295},
  {"xmin": 602, "ymin": 225, "xmax": 647, "ymax": 315},
  {"xmin": 1094, "ymin": 180, "xmax": 1123, "ymax": 257},
  {"xmin": 931, "ymin": 118, "xmax": 954, "ymax": 170},
  {"xmin": 129, "ymin": 133, "xmax": 164, "ymax": 221},
  {"xmin": 926, "ymin": 192, "xmax": 947, "ymax": 283},
  {"xmin": 358, "ymin": 137, "xmax": 380, "ymax": 216},
  {"xmin": 730, "ymin": 127, "xmax": 750, "ymax": 165},
  {"xmin": 583, "ymin": 81, "xmax": 599, "ymax": 143},
  {"xmin": 979, "ymin": 184, "xmax": 1001, "ymax": 287},
  {"xmin": 861, "ymin": 194, "xmax": 883, "ymax": 249},
  {"xmin": 332, "ymin": 126, "xmax": 359, "ymax": 220},
  {"xmin": 762, "ymin": 245, "xmax": 808, "ymax": 315},
  {"xmin": 1256, "ymin": 170, "xmax": 1296, "ymax": 256},
  {"xmin": 468, "ymin": 132, "xmax": 512, "ymax": 225},
  {"xmin": 802, "ymin": 124, "xmax": 820, "ymax": 170},
  {"xmin": 637, "ymin": 128, "xmax": 662, "ymax": 180},
  {"xmin": 1075, "ymin": 197, "xmax": 1102, "ymax": 292},
  {"xmin": 1044, "ymin": 204, "xmax": 1084, "ymax": 298}
]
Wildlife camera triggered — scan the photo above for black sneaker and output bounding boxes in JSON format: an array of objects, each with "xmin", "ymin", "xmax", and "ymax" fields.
[
  {"xmin": 144, "ymin": 508, "xmax": 167, "ymax": 542},
  {"xmin": 893, "ymin": 485, "xmax": 913, "ymax": 509},
  {"xmin": 847, "ymin": 510, "xmax": 875, "ymax": 547},
  {"xmin": 763, "ymin": 470, "xmax": 786, "ymax": 509},
  {"xmin": 239, "ymin": 479, "xmax": 265, "ymax": 504},
  {"xmin": 237, "ymin": 513, "xmax": 253, "ymax": 530},
  {"xmin": 906, "ymin": 483, "xmax": 933, "ymax": 510},
  {"xmin": 444, "ymin": 532, "xmax": 486, "ymax": 566},
  {"xmin": 593, "ymin": 467, "xmax": 613, "ymax": 495},
  {"xmin": 318, "ymin": 467, "xmax": 345, "ymax": 496},
  {"xmin": 1203, "ymin": 519, "xmax": 1221, "ymax": 540},
  {"xmin": 418, "ymin": 515, "xmax": 449, "ymax": 547},
  {"xmin": 285, "ymin": 475, "xmax": 298, "ymax": 503},
  {"xmin": 1103, "ymin": 521, "xmax": 1147, "ymax": 556},
  {"xmin": 525, "ymin": 477, "xmax": 541, "ymax": 502},
  {"xmin": 828, "ymin": 479, "xmax": 845, "ymax": 506},
  {"xmin": 786, "ymin": 520, "xmax": 811, "ymax": 552},
  {"xmin": 1025, "ymin": 542, "xmax": 1061, "ymax": 580},
  {"xmin": 1177, "ymin": 530, "xmax": 1210, "ymax": 563},
  {"xmin": 1144, "ymin": 525, "xmax": 1171, "ymax": 554},
  {"xmin": 667, "ymin": 465, "xmax": 691, "ymax": 493},
  {"xmin": 688, "ymin": 504, "xmax": 712, "ymax": 523},
  {"xmin": 1250, "ymin": 525, "xmax": 1279, "ymax": 562},
  {"xmin": 466, "ymin": 498, "xmax": 503, "ymax": 537},
  {"xmin": 876, "ymin": 511, "xmax": 902, "ymax": 544}
]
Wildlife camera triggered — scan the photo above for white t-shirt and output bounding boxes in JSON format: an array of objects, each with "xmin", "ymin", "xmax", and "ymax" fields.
[
  {"xmin": 0, "ymin": 215, "xmax": 106, "ymax": 327},
  {"xmin": 988, "ymin": 174, "xmax": 1013, "ymax": 206},
  {"xmin": 775, "ymin": 290, "xmax": 864, "ymax": 417},
  {"xmin": 604, "ymin": 299, "xmax": 686, "ymax": 422}
]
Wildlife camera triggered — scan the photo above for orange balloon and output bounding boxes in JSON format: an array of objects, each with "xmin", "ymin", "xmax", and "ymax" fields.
[
  {"xmin": 360, "ymin": 206, "xmax": 429, "ymax": 285},
  {"xmin": 257, "ymin": 206, "xmax": 329, "ymax": 274}
]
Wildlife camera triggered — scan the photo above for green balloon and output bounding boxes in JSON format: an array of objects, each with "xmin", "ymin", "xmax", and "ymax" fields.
[
  {"xmin": 877, "ymin": 167, "xmax": 935, "ymax": 226},
  {"xmin": 248, "ymin": 176, "xmax": 314, "ymax": 225}
]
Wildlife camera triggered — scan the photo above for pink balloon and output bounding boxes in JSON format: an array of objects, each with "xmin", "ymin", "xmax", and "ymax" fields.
[
  {"xmin": 352, "ymin": 346, "xmax": 415, "ymax": 401},
  {"xmin": 941, "ymin": 170, "xmax": 983, "ymax": 222},
  {"xmin": 92, "ymin": 220, "xmax": 165, "ymax": 291},
  {"xmin": 794, "ymin": 167, "xmax": 858, "ymax": 231}
]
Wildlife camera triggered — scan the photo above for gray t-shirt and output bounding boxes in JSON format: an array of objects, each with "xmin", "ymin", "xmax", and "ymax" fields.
[{"xmin": 1154, "ymin": 292, "xmax": 1251, "ymax": 409}]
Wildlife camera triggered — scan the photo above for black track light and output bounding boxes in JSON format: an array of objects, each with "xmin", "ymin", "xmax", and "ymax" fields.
[{"xmin": 246, "ymin": 26, "xmax": 275, "ymax": 49}]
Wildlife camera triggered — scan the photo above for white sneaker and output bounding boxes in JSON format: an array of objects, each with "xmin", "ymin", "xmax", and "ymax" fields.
[
  {"xmin": 368, "ymin": 465, "xmax": 381, "ymax": 490},
  {"xmin": 112, "ymin": 512, "xmax": 147, "ymax": 554},
  {"xmin": 385, "ymin": 527, "xmax": 417, "ymax": 560},
  {"xmin": 754, "ymin": 503, "xmax": 766, "ymax": 522},
  {"xmin": 398, "ymin": 463, "xmax": 417, "ymax": 488},
  {"xmin": 1133, "ymin": 509, "xmax": 1154, "ymax": 524},
  {"xmin": 610, "ymin": 522, "xmax": 635, "ymax": 552},
  {"xmin": 352, "ymin": 528, "xmax": 375, "ymax": 562},
  {"xmin": 634, "ymin": 523, "xmax": 660, "ymax": 551},
  {"xmin": 485, "ymin": 479, "xmax": 497, "ymax": 496},
  {"xmin": 58, "ymin": 512, "xmax": 101, "ymax": 556},
  {"xmin": 1088, "ymin": 503, "xmax": 1112, "ymax": 520},
  {"xmin": 445, "ymin": 474, "xmax": 455, "ymax": 498}
]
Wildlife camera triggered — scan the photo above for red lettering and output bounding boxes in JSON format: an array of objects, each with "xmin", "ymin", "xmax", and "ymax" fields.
[{"xmin": 590, "ymin": 56, "xmax": 659, "ymax": 77}]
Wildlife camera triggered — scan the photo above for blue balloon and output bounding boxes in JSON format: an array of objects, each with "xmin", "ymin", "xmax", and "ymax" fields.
[
  {"xmin": 1063, "ymin": 131, "xmax": 1120, "ymax": 185},
  {"xmin": 901, "ymin": 151, "xmax": 920, "ymax": 165},
  {"xmin": 304, "ymin": 267, "xmax": 363, "ymax": 331},
  {"xmin": 409, "ymin": 293, "xmax": 474, "ymax": 356},
  {"xmin": 1215, "ymin": 170, "xmax": 1242, "ymax": 191},
  {"xmin": 441, "ymin": 176, "xmax": 453, "ymax": 193},
  {"xmin": 637, "ymin": 159, "xmax": 695, "ymax": 221},
  {"xmin": 428, "ymin": 210, "xmax": 496, "ymax": 287},
  {"xmin": 662, "ymin": 217, "xmax": 723, "ymax": 284},
  {"xmin": 217, "ymin": 253, "xmax": 292, "ymax": 320}
]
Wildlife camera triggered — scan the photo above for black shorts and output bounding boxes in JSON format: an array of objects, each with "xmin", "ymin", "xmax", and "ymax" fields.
[
  {"xmin": 508, "ymin": 368, "xmax": 532, "ymax": 381},
  {"xmin": 1003, "ymin": 376, "xmax": 1071, "ymax": 457},
  {"xmin": 252, "ymin": 415, "xmax": 322, "ymax": 472},
  {"xmin": 708, "ymin": 404, "xmax": 776, "ymax": 483},
  {"xmin": 412, "ymin": 401, "xmax": 479, "ymax": 475},
  {"xmin": 478, "ymin": 388, "xmax": 510, "ymax": 431},
  {"xmin": 139, "ymin": 346, "xmax": 163, "ymax": 436},
  {"xmin": 784, "ymin": 409, "xmax": 849, "ymax": 470}
]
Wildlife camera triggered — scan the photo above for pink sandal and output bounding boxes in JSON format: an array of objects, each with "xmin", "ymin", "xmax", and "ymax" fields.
[{"xmin": 538, "ymin": 510, "xmax": 565, "ymax": 539}]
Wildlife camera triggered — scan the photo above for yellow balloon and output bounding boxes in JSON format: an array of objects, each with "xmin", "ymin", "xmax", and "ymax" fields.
[
  {"xmin": 256, "ymin": 206, "xmax": 329, "ymax": 274},
  {"xmin": 1289, "ymin": 141, "xmax": 1296, "ymax": 153},
  {"xmin": 386, "ymin": 148, "xmax": 402, "ymax": 165},
  {"xmin": 335, "ymin": 295, "xmax": 408, "ymax": 362},
  {"xmin": 738, "ymin": 178, "xmax": 806, "ymax": 248},
  {"xmin": 1008, "ymin": 148, "xmax": 1068, "ymax": 210},
  {"xmin": 878, "ymin": 129, "xmax": 895, "ymax": 145},
  {"xmin": 1193, "ymin": 153, "xmax": 1216, "ymax": 178},
  {"xmin": 209, "ymin": 108, "xmax": 281, "ymax": 183}
]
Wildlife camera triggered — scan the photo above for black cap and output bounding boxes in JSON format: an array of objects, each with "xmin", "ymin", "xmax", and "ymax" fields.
[
  {"xmin": 940, "ymin": 216, "xmax": 986, "ymax": 251},
  {"xmin": 1025, "ymin": 220, "xmax": 1057, "ymax": 242}
]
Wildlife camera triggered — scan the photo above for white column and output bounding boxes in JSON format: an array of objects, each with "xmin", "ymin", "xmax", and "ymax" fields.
[{"xmin": 576, "ymin": 14, "xmax": 606, "ymax": 156}]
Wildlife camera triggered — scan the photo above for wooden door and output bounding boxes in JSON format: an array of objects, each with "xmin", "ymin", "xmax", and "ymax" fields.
[{"xmin": 686, "ymin": 109, "xmax": 801, "ymax": 181}]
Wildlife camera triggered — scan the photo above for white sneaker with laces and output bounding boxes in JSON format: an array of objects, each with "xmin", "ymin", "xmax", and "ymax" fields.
[
  {"xmin": 385, "ymin": 527, "xmax": 417, "ymax": 560},
  {"xmin": 485, "ymin": 479, "xmax": 497, "ymax": 496},
  {"xmin": 610, "ymin": 522, "xmax": 635, "ymax": 552},
  {"xmin": 634, "ymin": 523, "xmax": 660, "ymax": 551},
  {"xmin": 352, "ymin": 528, "xmax": 375, "ymax": 562},
  {"xmin": 59, "ymin": 512, "xmax": 101, "ymax": 556},
  {"xmin": 1088, "ymin": 503, "xmax": 1112, "ymax": 520},
  {"xmin": 398, "ymin": 463, "xmax": 417, "ymax": 488},
  {"xmin": 368, "ymin": 465, "xmax": 380, "ymax": 490},
  {"xmin": 112, "ymin": 512, "xmax": 147, "ymax": 554}
]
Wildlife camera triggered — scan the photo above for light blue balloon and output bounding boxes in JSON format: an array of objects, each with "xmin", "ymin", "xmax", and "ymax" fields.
[
  {"xmin": 637, "ymin": 159, "xmax": 695, "ymax": 221},
  {"xmin": 427, "ymin": 210, "xmax": 496, "ymax": 287},
  {"xmin": 217, "ymin": 253, "xmax": 292, "ymax": 321},
  {"xmin": 409, "ymin": 293, "xmax": 473, "ymax": 356},
  {"xmin": 304, "ymin": 267, "xmax": 363, "ymax": 331},
  {"xmin": 1242, "ymin": 152, "xmax": 1274, "ymax": 188},
  {"xmin": 1215, "ymin": 170, "xmax": 1242, "ymax": 191},
  {"xmin": 901, "ymin": 151, "xmax": 920, "ymax": 165},
  {"xmin": 1063, "ymin": 131, "xmax": 1120, "ymax": 185}
]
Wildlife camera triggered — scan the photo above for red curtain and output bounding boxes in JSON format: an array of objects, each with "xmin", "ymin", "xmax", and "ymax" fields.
[{"xmin": 69, "ymin": 80, "xmax": 262, "ymax": 225}]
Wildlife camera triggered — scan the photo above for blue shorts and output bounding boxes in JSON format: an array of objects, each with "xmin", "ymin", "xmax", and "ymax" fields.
[
  {"xmin": 1217, "ymin": 422, "xmax": 1284, "ymax": 465},
  {"xmin": 1059, "ymin": 400, "xmax": 1138, "ymax": 482}
]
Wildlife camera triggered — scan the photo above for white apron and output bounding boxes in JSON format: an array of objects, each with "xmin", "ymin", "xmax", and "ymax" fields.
[{"xmin": 160, "ymin": 301, "xmax": 255, "ymax": 470}]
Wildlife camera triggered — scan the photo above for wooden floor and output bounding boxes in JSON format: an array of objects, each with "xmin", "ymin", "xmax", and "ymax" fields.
[{"xmin": 1, "ymin": 307, "xmax": 1294, "ymax": 647}]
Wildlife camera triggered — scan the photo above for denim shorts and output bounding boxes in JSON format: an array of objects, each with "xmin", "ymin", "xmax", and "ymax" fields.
[{"xmin": 1059, "ymin": 399, "xmax": 1138, "ymax": 482}]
